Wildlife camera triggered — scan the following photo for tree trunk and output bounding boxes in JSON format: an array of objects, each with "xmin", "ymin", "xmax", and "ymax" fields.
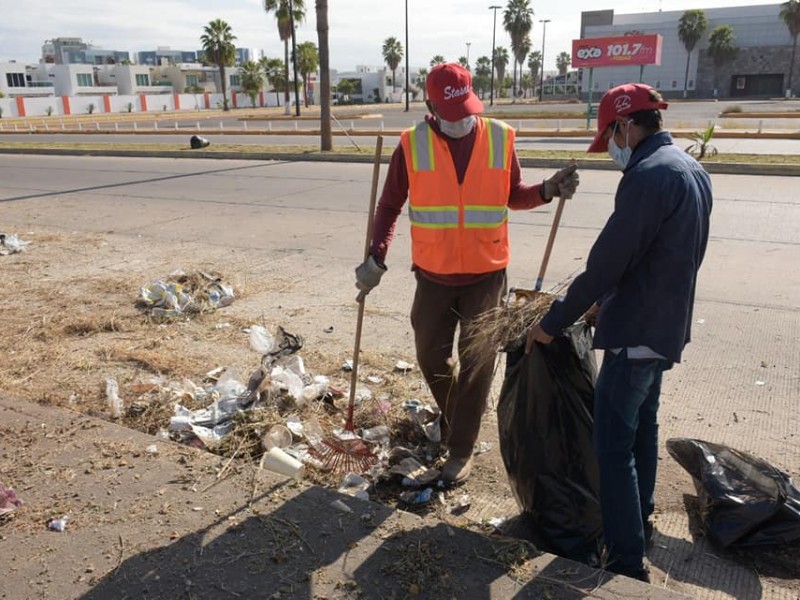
[
  {"xmin": 221, "ymin": 63, "xmax": 229, "ymax": 111},
  {"xmin": 788, "ymin": 36, "xmax": 798, "ymax": 95},
  {"xmin": 316, "ymin": 0, "xmax": 333, "ymax": 151},
  {"xmin": 303, "ymin": 78, "xmax": 309, "ymax": 107},
  {"xmin": 392, "ymin": 69, "xmax": 396, "ymax": 92},
  {"xmin": 683, "ymin": 51, "xmax": 691, "ymax": 99},
  {"xmin": 283, "ymin": 39, "xmax": 291, "ymax": 115},
  {"xmin": 512, "ymin": 62, "xmax": 517, "ymax": 102}
]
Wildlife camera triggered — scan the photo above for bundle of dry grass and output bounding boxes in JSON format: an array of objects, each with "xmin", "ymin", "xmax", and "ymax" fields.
[{"xmin": 463, "ymin": 288, "xmax": 559, "ymax": 374}]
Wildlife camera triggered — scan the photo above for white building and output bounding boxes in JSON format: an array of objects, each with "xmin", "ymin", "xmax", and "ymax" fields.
[
  {"xmin": 30, "ymin": 64, "xmax": 118, "ymax": 96},
  {"xmin": 0, "ymin": 62, "xmax": 55, "ymax": 97},
  {"xmin": 580, "ymin": 4, "xmax": 798, "ymax": 98},
  {"xmin": 96, "ymin": 65, "xmax": 170, "ymax": 95}
]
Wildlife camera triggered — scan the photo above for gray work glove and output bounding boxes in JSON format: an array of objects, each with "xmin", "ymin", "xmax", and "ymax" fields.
[
  {"xmin": 355, "ymin": 255, "xmax": 387, "ymax": 298},
  {"xmin": 542, "ymin": 163, "xmax": 580, "ymax": 201}
]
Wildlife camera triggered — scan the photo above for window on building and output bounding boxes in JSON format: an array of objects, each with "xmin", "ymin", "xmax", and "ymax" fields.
[
  {"xmin": 688, "ymin": 80, "xmax": 695, "ymax": 89},
  {"xmin": 186, "ymin": 74, "xmax": 199, "ymax": 87},
  {"xmin": 135, "ymin": 74, "xmax": 150, "ymax": 86},
  {"xmin": 229, "ymin": 74, "xmax": 241, "ymax": 87},
  {"xmin": 671, "ymin": 80, "xmax": 677, "ymax": 89},
  {"xmin": 76, "ymin": 73, "xmax": 93, "ymax": 87},
  {"xmin": 736, "ymin": 76, "xmax": 746, "ymax": 90},
  {"xmin": 655, "ymin": 80, "xmax": 661, "ymax": 88},
  {"xmin": 6, "ymin": 72, "xmax": 26, "ymax": 87}
]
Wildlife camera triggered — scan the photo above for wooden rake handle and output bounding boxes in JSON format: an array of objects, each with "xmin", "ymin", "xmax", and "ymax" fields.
[
  {"xmin": 347, "ymin": 136, "xmax": 384, "ymax": 429},
  {"xmin": 535, "ymin": 194, "xmax": 568, "ymax": 292}
]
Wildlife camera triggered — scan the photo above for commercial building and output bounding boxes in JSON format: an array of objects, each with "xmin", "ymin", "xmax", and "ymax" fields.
[
  {"xmin": 41, "ymin": 37, "xmax": 129, "ymax": 65},
  {"xmin": 137, "ymin": 48, "xmax": 197, "ymax": 66},
  {"xmin": 580, "ymin": 4, "xmax": 799, "ymax": 98}
]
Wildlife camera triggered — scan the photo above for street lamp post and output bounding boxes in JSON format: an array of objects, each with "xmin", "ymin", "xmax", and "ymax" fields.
[
  {"xmin": 405, "ymin": 0, "xmax": 410, "ymax": 111},
  {"xmin": 466, "ymin": 42, "xmax": 471, "ymax": 67},
  {"xmin": 489, "ymin": 5, "xmax": 501, "ymax": 107},
  {"xmin": 538, "ymin": 19, "xmax": 550, "ymax": 102},
  {"xmin": 289, "ymin": 0, "xmax": 301, "ymax": 116}
]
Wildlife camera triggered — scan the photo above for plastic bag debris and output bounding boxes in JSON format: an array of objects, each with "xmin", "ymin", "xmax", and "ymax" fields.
[
  {"xmin": 389, "ymin": 457, "xmax": 440, "ymax": 485},
  {"xmin": 498, "ymin": 323, "xmax": 602, "ymax": 562},
  {"xmin": 399, "ymin": 488, "xmax": 433, "ymax": 505},
  {"xmin": 106, "ymin": 378, "xmax": 123, "ymax": 419},
  {"xmin": 262, "ymin": 425, "xmax": 293, "ymax": 450},
  {"xmin": 250, "ymin": 326, "xmax": 276, "ymax": 355},
  {"xmin": 137, "ymin": 271, "xmax": 234, "ymax": 317},
  {"xmin": 361, "ymin": 425, "xmax": 390, "ymax": 445},
  {"xmin": 145, "ymin": 444, "xmax": 159, "ymax": 455},
  {"xmin": 474, "ymin": 442, "xmax": 492, "ymax": 455},
  {"xmin": 667, "ymin": 437, "xmax": 800, "ymax": 548},
  {"xmin": 47, "ymin": 516, "xmax": 69, "ymax": 532},
  {"xmin": 331, "ymin": 499, "xmax": 353, "ymax": 514},
  {"xmin": 404, "ymin": 401, "xmax": 442, "ymax": 443},
  {"xmin": 338, "ymin": 473, "xmax": 370, "ymax": 500},
  {"xmin": 286, "ymin": 416, "xmax": 304, "ymax": 439},
  {"xmin": 190, "ymin": 135, "xmax": 210, "ymax": 149},
  {"xmin": 342, "ymin": 359, "xmax": 353, "ymax": 372},
  {"xmin": 394, "ymin": 360, "xmax": 415, "ymax": 373},
  {"xmin": 450, "ymin": 493, "xmax": 471, "ymax": 514},
  {"xmin": 0, "ymin": 483, "xmax": 23, "ymax": 515},
  {"xmin": 0, "ymin": 233, "xmax": 30, "ymax": 255}
]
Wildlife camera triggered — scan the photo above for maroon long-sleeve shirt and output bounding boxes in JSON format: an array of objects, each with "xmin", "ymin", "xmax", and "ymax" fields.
[{"xmin": 370, "ymin": 116, "xmax": 550, "ymax": 286}]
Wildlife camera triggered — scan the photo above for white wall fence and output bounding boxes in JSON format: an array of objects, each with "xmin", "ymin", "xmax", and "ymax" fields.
[{"xmin": 0, "ymin": 91, "xmax": 284, "ymax": 119}]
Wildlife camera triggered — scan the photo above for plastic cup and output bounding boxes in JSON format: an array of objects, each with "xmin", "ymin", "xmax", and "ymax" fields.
[
  {"xmin": 262, "ymin": 447, "xmax": 305, "ymax": 480},
  {"xmin": 262, "ymin": 425, "xmax": 293, "ymax": 450}
]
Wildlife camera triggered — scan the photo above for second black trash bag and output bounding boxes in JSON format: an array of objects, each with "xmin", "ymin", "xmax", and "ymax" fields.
[{"xmin": 498, "ymin": 322, "xmax": 603, "ymax": 562}]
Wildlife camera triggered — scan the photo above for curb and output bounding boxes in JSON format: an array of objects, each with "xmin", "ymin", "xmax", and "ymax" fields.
[{"xmin": 2, "ymin": 146, "xmax": 800, "ymax": 176}]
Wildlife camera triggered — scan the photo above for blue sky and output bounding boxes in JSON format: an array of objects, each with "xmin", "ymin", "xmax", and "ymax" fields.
[{"xmin": 0, "ymin": 0, "xmax": 784, "ymax": 72}]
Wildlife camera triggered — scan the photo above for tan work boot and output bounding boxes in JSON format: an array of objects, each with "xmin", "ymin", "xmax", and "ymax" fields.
[{"xmin": 441, "ymin": 455, "xmax": 473, "ymax": 484}]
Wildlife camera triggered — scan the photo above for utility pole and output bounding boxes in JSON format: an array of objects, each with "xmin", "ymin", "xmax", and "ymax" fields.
[
  {"xmin": 289, "ymin": 0, "xmax": 301, "ymax": 116},
  {"xmin": 538, "ymin": 19, "xmax": 550, "ymax": 102},
  {"xmin": 489, "ymin": 5, "xmax": 501, "ymax": 107},
  {"xmin": 405, "ymin": 0, "xmax": 410, "ymax": 111},
  {"xmin": 466, "ymin": 42, "xmax": 471, "ymax": 67}
]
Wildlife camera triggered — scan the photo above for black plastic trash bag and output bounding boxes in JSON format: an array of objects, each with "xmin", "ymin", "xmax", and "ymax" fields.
[
  {"xmin": 667, "ymin": 438, "xmax": 800, "ymax": 548},
  {"xmin": 498, "ymin": 322, "xmax": 602, "ymax": 562},
  {"xmin": 190, "ymin": 135, "xmax": 211, "ymax": 149}
]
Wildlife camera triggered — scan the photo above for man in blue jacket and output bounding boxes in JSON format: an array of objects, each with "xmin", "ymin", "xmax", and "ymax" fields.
[{"xmin": 526, "ymin": 83, "xmax": 712, "ymax": 582}]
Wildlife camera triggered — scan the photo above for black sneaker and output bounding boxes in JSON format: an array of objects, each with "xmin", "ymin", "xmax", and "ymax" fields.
[{"xmin": 608, "ymin": 563, "xmax": 651, "ymax": 583}]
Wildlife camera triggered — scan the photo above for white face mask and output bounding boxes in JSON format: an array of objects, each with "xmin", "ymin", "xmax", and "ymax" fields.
[
  {"xmin": 608, "ymin": 121, "xmax": 633, "ymax": 170},
  {"xmin": 438, "ymin": 115, "xmax": 476, "ymax": 139}
]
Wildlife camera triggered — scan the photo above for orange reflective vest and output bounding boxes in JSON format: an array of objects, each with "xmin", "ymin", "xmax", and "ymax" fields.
[{"xmin": 400, "ymin": 117, "xmax": 514, "ymax": 275}]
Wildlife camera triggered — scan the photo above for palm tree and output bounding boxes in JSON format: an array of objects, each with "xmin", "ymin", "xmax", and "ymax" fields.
[
  {"xmin": 527, "ymin": 50, "xmax": 542, "ymax": 89},
  {"xmin": 240, "ymin": 60, "xmax": 265, "ymax": 107},
  {"xmin": 512, "ymin": 34, "xmax": 531, "ymax": 98},
  {"xmin": 556, "ymin": 51, "xmax": 571, "ymax": 76},
  {"xmin": 382, "ymin": 37, "xmax": 403, "ymax": 92},
  {"xmin": 493, "ymin": 47, "xmax": 510, "ymax": 97},
  {"xmin": 200, "ymin": 19, "xmax": 237, "ymax": 111},
  {"xmin": 707, "ymin": 25, "xmax": 738, "ymax": 97},
  {"xmin": 458, "ymin": 56, "xmax": 470, "ymax": 70},
  {"xmin": 503, "ymin": 0, "xmax": 534, "ymax": 99},
  {"xmin": 264, "ymin": 0, "xmax": 306, "ymax": 114},
  {"xmin": 416, "ymin": 67, "xmax": 429, "ymax": 101},
  {"xmin": 430, "ymin": 55, "xmax": 446, "ymax": 67},
  {"xmin": 315, "ymin": 0, "xmax": 332, "ymax": 151},
  {"xmin": 260, "ymin": 56, "xmax": 286, "ymax": 104},
  {"xmin": 678, "ymin": 9, "xmax": 708, "ymax": 99},
  {"xmin": 296, "ymin": 41, "xmax": 319, "ymax": 107},
  {"xmin": 474, "ymin": 56, "xmax": 492, "ymax": 98},
  {"xmin": 780, "ymin": 0, "xmax": 800, "ymax": 95}
]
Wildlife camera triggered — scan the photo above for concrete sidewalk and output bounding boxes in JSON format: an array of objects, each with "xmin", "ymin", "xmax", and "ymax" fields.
[{"xmin": 0, "ymin": 396, "xmax": 688, "ymax": 600}]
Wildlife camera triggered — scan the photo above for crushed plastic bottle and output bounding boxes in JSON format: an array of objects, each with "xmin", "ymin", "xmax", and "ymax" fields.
[
  {"xmin": 47, "ymin": 516, "xmax": 69, "ymax": 532},
  {"xmin": 399, "ymin": 488, "xmax": 433, "ymax": 505},
  {"xmin": 106, "ymin": 378, "xmax": 123, "ymax": 419}
]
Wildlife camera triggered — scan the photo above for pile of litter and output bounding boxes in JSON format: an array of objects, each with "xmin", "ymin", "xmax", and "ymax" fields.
[
  {"xmin": 137, "ymin": 270, "xmax": 234, "ymax": 318},
  {"xmin": 0, "ymin": 234, "xmax": 30, "ymax": 256},
  {"xmin": 0, "ymin": 483, "xmax": 23, "ymax": 516},
  {"xmin": 106, "ymin": 323, "xmax": 465, "ymax": 508}
]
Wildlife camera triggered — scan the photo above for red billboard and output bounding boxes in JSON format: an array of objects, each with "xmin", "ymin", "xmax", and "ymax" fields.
[{"xmin": 572, "ymin": 34, "xmax": 663, "ymax": 68}]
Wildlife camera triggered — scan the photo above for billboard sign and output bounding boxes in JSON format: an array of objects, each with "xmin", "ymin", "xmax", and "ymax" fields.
[{"xmin": 572, "ymin": 34, "xmax": 663, "ymax": 68}]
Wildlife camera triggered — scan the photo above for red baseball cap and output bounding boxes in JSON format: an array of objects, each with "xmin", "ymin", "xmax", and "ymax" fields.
[
  {"xmin": 426, "ymin": 63, "xmax": 484, "ymax": 121},
  {"xmin": 588, "ymin": 83, "xmax": 668, "ymax": 153}
]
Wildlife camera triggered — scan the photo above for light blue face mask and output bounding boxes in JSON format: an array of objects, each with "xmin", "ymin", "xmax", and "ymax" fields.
[
  {"xmin": 438, "ymin": 115, "xmax": 476, "ymax": 139},
  {"xmin": 608, "ymin": 121, "xmax": 633, "ymax": 170}
]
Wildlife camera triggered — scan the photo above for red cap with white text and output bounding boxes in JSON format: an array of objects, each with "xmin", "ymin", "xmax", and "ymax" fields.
[
  {"xmin": 588, "ymin": 83, "xmax": 668, "ymax": 153},
  {"xmin": 426, "ymin": 63, "xmax": 484, "ymax": 121}
]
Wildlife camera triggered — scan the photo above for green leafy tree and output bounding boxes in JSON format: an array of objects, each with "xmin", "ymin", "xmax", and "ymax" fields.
[
  {"xmin": 337, "ymin": 78, "xmax": 355, "ymax": 104},
  {"xmin": 707, "ymin": 25, "xmax": 738, "ymax": 97},
  {"xmin": 415, "ymin": 67, "xmax": 428, "ymax": 101},
  {"xmin": 382, "ymin": 36, "xmax": 403, "ymax": 91},
  {"xmin": 493, "ymin": 47, "xmax": 510, "ymax": 97},
  {"xmin": 556, "ymin": 51, "xmax": 571, "ymax": 76},
  {"xmin": 430, "ymin": 55, "xmax": 446, "ymax": 67},
  {"xmin": 316, "ymin": 0, "xmax": 332, "ymax": 150},
  {"xmin": 781, "ymin": 0, "xmax": 800, "ymax": 95},
  {"xmin": 297, "ymin": 41, "xmax": 319, "ymax": 107},
  {"xmin": 263, "ymin": 0, "xmax": 306, "ymax": 113},
  {"xmin": 678, "ymin": 9, "xmax": 708, "ymax": 99},
  {"xmin": 503, "ymin": 0, "xmax": 534, "ymax": 99},
  {"xmin": 685, "ymin": 123, "xmax": 718, "ymax": 160},
  {"xmin": 260, "ymin": 56, "xmax": 287, "ymax": 104},
  {"xmin": 520, "ymin": 72, "xmax": 532, "ymax": 96},
  {"xmin": 200, "ymin": 18, "xmax": 237, "ymax": 111},
  {"xmin": 240, "ymin": 60, "xmax": 265, "ymax": 107}
]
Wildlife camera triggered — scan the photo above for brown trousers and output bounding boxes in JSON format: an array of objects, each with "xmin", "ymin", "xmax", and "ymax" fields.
[{"xmin": 410, "ymin": 270, "xmax": 506, "ymax": 458}]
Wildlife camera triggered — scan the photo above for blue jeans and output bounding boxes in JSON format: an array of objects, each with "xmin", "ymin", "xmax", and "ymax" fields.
[{"xmin": 594, "ymin": 350, "xmax": 671, "ymax": 571}]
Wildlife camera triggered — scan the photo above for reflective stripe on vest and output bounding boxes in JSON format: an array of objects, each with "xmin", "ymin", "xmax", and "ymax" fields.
[
  {"xmin": 409, "ymin": 121, "xmax": 435, "ymax": 172},
  {"xmin": 408, "ymin": 205, "xmax": 458, "ymax": 229},
  {"xmin": 487, "ymin": 119, "xmax": 510, "ymax": 170},
  {"xmin": 463, "ymin": 205, "xmax": 508, "ymax": 229}
]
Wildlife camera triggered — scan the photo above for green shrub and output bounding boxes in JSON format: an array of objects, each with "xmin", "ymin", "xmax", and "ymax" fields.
[{"xmin": 721, "ymin": 105, "xmax": 743, "ymax": 114}]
